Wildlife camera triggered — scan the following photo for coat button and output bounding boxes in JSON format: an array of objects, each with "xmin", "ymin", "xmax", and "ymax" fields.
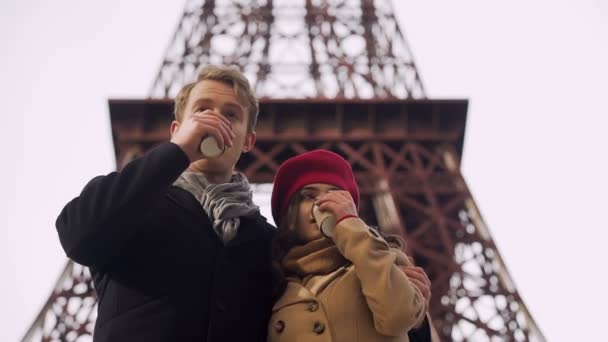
[
  {"xmin": 308, "ymin": 302, "xmax": 318, "ymax": 312},
  {"xmin": 274, "ymin": 320, "xmax": 285, "ymax": 333},
  {"xmin": 313, "ymin": 322, "xmax": 325, "ymax": 334}
]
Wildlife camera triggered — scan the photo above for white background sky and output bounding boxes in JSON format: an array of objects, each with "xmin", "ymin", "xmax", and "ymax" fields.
[{"xmin": 1, "ymin": 1, "xmax": 607, "ymax": 341}]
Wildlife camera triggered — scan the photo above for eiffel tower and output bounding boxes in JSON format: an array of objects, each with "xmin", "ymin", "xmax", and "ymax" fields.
[{"xmin": 22, "ymin": 1, "xmax": 546, "ymax": 341}]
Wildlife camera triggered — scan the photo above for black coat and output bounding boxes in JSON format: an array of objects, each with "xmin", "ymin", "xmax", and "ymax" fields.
[{"xmin": 56, "ymin": 142, "xmax": 276, "ymax": 342}]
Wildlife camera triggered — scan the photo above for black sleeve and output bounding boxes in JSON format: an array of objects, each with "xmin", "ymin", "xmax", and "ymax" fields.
[
  {"xmin": 408, "ymin": 316, "xmax": 432, "ymax": 342},
  {"xmin": 56, "ymin": 142, "xmax": 190, "ymax": 268}
]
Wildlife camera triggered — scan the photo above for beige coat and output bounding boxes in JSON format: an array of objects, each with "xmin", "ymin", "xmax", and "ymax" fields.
[{"xmin": 268, "ymin": 217, "xmax": 427, "ymax": 342}]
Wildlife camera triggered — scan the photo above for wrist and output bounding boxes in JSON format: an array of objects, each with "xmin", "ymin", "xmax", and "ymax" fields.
[
  {"xmin": 336, "ymin": 214, "xmax": 358, "ymax": 225},
  {"xmin": 169, "ymin": 139, "xmax": 193, "ymax": 161}
]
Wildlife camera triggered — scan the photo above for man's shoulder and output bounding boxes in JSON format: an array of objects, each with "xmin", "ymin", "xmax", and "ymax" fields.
[
  {"xmin": 165, "ymin": 185, "xmax": 201, "ymax": 211},
  {"xmin": 244, "ymin": 213, "xmax": 277, "ymax": 237}
]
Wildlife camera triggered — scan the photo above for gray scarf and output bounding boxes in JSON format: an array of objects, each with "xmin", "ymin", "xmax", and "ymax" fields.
[{"xmin": 173, "ymin": 170, "xmax": 259, "ymax": 244}]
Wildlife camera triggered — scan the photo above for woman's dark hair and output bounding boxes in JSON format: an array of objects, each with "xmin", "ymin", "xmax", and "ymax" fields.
[{"xmin": 270, "ymin": 191, "xmax": 303, "ymax": 300}]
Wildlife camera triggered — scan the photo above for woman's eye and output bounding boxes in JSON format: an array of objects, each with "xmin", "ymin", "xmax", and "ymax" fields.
[
  {"xmin": 302, "ymin": 193, "xmax": 316, "ymax": 201},
  {"xmin": 225, "ymin": 112, "xmax": 237, "ymax": 120}
]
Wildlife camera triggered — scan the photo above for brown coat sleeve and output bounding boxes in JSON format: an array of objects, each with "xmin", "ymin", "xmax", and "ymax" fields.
[{"xmin": 332, "ymin": 217, "xmax": 427, "ymax": 336}]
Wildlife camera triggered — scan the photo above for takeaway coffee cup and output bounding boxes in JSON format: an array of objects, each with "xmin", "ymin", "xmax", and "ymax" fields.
[
  {"xmin": 312, "ymin": 204, "xmax": 337, "ymax": 238},
  {"xmin": 199, "ymin": 136, "xmax": 225, "ymax": 158}
]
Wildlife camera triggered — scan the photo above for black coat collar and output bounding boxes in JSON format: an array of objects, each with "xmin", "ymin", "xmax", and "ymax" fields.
[{"xmin": 166, "ymin": 186, "xmax": 272, "ymax": 247}]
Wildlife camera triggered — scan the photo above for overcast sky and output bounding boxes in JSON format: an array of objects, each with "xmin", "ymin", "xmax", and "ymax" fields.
[{"xmin": 1, "ymin": 1, "xmax": 607, "ymax": 341}]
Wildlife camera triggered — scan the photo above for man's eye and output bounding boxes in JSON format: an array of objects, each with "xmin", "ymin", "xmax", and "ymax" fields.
[
  {"xmin": 225, "ymin": 112, "xmax": 237, "ymax": 119},
  {"xmin": 196, "ymin": 107, "xmax": 207, "ymax": 112}
]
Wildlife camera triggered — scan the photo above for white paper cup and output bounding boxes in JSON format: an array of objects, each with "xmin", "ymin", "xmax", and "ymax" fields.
[
  {"xmin": 312, "ymin": 204, "xmax": 337, "ymax": 238},
  {"xmin": 199, "ymin": 136, "xmax": 225, "ymax": 158}
]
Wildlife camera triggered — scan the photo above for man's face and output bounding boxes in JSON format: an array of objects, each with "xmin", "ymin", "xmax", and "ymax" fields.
[{"xmin": 180, "ymin": 79, "xmax": 255, "ymax": 175}]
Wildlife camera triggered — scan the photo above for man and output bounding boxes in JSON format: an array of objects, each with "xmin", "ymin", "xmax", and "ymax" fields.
[{"xmin": 56, "ymin": 65, "xmax": 275, "ymax": 341}]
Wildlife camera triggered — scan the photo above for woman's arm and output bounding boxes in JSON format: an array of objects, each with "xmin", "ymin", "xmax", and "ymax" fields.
[{"xmin": 332, "ymin": 217, "xmax": 427, "ymax": 336}]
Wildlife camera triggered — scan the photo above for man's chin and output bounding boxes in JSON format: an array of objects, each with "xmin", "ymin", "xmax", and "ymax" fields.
[{"xmin": 189, "ymin": 158, "xmax": 234, "ymax": 174}]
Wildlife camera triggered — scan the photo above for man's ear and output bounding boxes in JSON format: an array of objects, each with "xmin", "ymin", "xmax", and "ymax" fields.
[
  {"xmin": 170, "ymin": 120, "xmax": 180, "ymax": 138},
  {"xmin": 242, "ymin": 131, "xmax": 256, "ymax": 153}
]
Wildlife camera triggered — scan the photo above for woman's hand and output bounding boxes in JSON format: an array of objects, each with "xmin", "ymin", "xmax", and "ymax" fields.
[{"xmin": 315, "ymin": 190, "xmax": 358, "ymax": 221}]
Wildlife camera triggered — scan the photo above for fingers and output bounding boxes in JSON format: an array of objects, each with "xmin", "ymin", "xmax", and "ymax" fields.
[
  {"xmin": 407, "ymin": 255, "xmax": 415, "ymax": 265},
  {"xmin": 198, "ymin": 109, "xmax": 232, "ymax": 127},
  {"xmin": 400, "ymin": 266, "xmax": 431, "ymax": 302},
  {"xmin": 192, "ymin": 110, "xmax": 234, "ymax": 134},
  {"xmin": 191, "ymin": 113, "xmax": 235, "ymax": 148},
  {"xmin": 415, "ymin": 266, "xmax": 431, "ymax": 286},
  {"xmin": 192, "ymin": 117, "xmax": 231, "ymax": 148},
  {"xmin": 402, "ymin": 266, "xmax": 423, "ymax": 279},
  {"xmin": 315, "ymin": 191, "xmax": 355, "ymax": 209},
  {"xmin": 408, "ymin": 278, "xmax": 431, "ymax": 302},
  {"xmin": 316, "ymin": 190, "xmax": 352, "ymax": 203},
  {"xmin": 316, "ymin": 194, "xmax": 357, "ymax": 219},
  {"xmin": 421, "ymin": 269, "xmax": 431, "ymax": 286},
  {"xmin": 408, "ymin": 277, "xmax": 426, "ymax": 291},
  {"xmin": 402, "ymin": 266, "xmax": 431, "ymax": 286}
]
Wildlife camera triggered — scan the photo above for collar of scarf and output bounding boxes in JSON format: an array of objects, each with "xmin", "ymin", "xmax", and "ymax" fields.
[
  {"xmin": 173, "ymin": 170, "xmax": 259, "ymax": 244},
  {"xmin": 282, "ymin": 238, "xmax": 349, "ymax": 277}
]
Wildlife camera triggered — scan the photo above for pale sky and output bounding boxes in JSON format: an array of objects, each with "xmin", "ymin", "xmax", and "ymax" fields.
[{"xmin": 1, "ymin": 1, "xmax": 607, "ymax": 341}]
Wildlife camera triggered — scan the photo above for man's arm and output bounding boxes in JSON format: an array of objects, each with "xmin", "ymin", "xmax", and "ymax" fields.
[
  {"xmin": 56, "ymin": 142, "xmax": 190, "ymax": 269},
  {"xmin": 57, "ymin": 108, "xmax": 235, "ymax": 269}
]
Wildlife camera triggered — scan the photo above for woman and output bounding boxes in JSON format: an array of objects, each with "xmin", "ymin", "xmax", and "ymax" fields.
[{"xmin": 268, "ymin": 149, "xmax": 429, "ymax": 342}]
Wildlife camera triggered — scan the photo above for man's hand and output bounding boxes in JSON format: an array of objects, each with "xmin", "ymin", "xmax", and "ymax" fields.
[
  {"xmin": 401, "ymin": 265, "xmax": 431, "ymax": 307},
  {"xmin": 170, "ymin": 110, "xmax": 235, "ymax": 162}
]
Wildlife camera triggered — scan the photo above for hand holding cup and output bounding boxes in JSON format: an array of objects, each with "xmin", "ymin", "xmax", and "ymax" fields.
[{"xmin": 313, "ymin": 190, "xmax": 358, "ymax": 237}]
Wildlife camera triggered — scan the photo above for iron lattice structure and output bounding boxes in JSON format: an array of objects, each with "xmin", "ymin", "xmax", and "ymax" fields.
[
  {"xmin": 150, "ymin": 0, "xmax": 425, "ymax": 99},
  {"xmin": 23, "ymin": 1, "xmax": 546, "ymax": 341}
]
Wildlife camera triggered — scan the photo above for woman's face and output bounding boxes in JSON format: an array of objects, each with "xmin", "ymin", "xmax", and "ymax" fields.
[{"xmin": 293, "ymin": 183, "xmax": 340, "ymax": 243}]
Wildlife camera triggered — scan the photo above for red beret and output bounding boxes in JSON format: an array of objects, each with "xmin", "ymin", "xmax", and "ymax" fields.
[{"xmin": 271, "ymin": 149, "xmax": 360, "ymax": 225}]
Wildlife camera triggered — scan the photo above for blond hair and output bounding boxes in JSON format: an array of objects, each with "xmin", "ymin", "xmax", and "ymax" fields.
[{"xmin": 173, "ymin": 65, "xmax": 259, "ymax": 132}]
